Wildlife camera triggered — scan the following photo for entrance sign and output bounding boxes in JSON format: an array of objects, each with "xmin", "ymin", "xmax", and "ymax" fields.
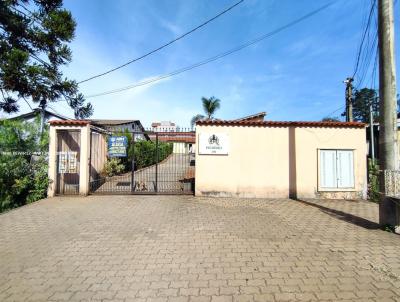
[
  {"xmin": 108, "ymin": 136, "xmax": 128, "ymax": 157},
  {"xmin": 198, "ymin": 133, "xmax": 229, "ymax": 155}
]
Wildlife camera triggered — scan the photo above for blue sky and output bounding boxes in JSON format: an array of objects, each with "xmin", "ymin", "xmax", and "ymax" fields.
[{"xmin": 7, "ymin": 0, "xmax": 400, "ymax": 127}]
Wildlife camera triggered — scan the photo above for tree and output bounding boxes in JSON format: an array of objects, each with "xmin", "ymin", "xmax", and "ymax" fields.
[
  {"xmin": 321, "ymin": 117, "xmax": 340, "ymax": 122},
  {"xmin": 69, "ymin": 93, "xmax": 93, "ymax": 119},
  {"xmin": 0, "ymin": 0, "xmax": 92, "ymax": 118},
  {"xmin": 191, "ymin": 96, "xmax": 221, "ymax": 127},
  {"xmin": 352, "ymin": 88, "xmax": 379, "ymax": 123},
  {"xmin": 0, "ymin": 118, "xmax": 49, "ymax": 212}
]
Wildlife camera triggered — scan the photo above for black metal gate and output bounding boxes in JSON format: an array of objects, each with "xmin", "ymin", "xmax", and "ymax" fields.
[{"xmin": 89, "ymin": 131, "xmax": 195, "ymax": 195}]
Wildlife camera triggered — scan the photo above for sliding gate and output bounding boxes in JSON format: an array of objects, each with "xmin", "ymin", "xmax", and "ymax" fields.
[{"xmin": 89, "ymin": 131, "xmax": 195, "ymax": 195}]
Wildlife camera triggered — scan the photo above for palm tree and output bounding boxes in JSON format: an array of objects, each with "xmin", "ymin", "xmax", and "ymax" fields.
[{"xmin": 191, "ymin": 96, "xmax": 221, "ymax": 127}]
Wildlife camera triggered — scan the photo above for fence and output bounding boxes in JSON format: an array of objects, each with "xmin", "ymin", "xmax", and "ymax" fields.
[
  {"xmin": 384, "ymin": 170, "xmax": 400, "ymax": 199},
  {"xmin": 89, "ymin": 130, "xmax": 195, "ymax": 195}
]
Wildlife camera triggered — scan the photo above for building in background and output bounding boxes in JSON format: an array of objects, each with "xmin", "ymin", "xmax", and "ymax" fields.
[
  {"xmin": 88, "ymin": 119, "xmax": 149, "ymax": 140},
  {"xmin": 151, "ymin": 121, "xmax": 177, "ymax": 132},
  {"xmin": 4, "ymin": 108, "xmax": 70, "ymax": 123}
]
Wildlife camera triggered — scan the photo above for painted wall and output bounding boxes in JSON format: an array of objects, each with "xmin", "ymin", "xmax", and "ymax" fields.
[
  {"xmin": 195, "ymin": 125, "xmax": 367, "ymax": 199},
  {"xmin": 195, "ymin": 126, "xmax": 290, "ymax": 198},
  {"xmin": 294, "ymin": 127, "xmax": 367, "ymax": 199}
]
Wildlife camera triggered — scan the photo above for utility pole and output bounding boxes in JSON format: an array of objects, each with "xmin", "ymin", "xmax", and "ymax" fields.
[
  {"xmin": 370, "ymin": 102, "xmax": 375, "ymax": 162},
  {"xmin": 378, "ymin": 0, "xmax": 398, "ymax": 226},
  {"xmin": 344, "ymin": 77, "xmax": 354, "ymax": 122}
]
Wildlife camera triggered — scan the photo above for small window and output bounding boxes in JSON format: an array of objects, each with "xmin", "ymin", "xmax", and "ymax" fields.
[{"xmin": 320, "ymin": 150, "xmax": 354, "ymax": 189}]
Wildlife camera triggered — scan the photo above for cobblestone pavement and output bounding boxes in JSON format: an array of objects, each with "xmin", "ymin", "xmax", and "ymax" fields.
[{"xmin": 0, "ymin": 196, "xmax": 400, "ymax": 301}]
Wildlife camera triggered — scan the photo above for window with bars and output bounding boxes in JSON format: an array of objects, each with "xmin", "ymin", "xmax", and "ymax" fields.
[{"xmin": 319, "ymin": 150, "xmax": 355, "ymax": 189}]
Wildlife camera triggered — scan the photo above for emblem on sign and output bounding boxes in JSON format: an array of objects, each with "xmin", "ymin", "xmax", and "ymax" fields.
[
  {"xmin": 208, "ymin": 134, "xmax": 219, "ymax": 145},
  {"xmin": 199, "ymin": 133, "xmax": 229, "ymax": 155}
]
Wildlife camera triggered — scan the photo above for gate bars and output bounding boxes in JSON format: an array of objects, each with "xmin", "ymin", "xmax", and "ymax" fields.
[{"xmin": 89, "ymin": 130, "xmax": 195, "ymax": 195}]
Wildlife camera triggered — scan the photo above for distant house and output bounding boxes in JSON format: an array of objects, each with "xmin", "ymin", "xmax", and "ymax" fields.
[
  {"xmin": 151, "ymin": 121, "xmax": 177, "ymax": 132},
  {"xmin": 233, "ymin": 111, "xmax": 267, "ymax": 122},
  {"xmin": 89, "ymin": 119, "xmax": 149, "ymax": 140},
  {"xmin": 5, "ymin": 108, "xmax": 70, "ymax": 123}
]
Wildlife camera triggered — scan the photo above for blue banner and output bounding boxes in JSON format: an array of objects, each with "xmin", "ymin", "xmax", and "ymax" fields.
[{"xmin": 108, "ymin": 136, "xmax": 128, "ymax": 157}]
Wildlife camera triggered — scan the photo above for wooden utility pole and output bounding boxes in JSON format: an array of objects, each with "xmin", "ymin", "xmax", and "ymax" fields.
[
  {"xmin": 344, "ymin": 77, "xmax": 354, "ymax": 122},
  {"xmin": 378, "ymin": 0, "xmax": 398, "ymax": 226}
]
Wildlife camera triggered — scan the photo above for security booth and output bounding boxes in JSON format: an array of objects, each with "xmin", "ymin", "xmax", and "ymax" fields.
[{"xmin": 48, "ymin": 120, "xmax": 110, "ymax": 196}]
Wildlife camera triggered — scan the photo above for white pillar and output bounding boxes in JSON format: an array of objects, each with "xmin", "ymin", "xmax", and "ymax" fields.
[
  {"xmin": 47, "ymin": 126, "xmax": 57, "ymax": 197},
  {"xmin": 79, "ymin": 125, "xmax": 91, "ymax": 195}
]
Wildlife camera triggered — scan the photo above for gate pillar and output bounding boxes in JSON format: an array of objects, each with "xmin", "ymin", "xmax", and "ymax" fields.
[
  {"xmin": 47, "ymin": 121, "xmax": 91, "ymax": 197},
  {"xmin": 79, "ymin": 124, "xmax": 91, "ymax": 195},
  {"xmin": 47, "ymin": 125, "xmax": 57, "ymax": 197}
]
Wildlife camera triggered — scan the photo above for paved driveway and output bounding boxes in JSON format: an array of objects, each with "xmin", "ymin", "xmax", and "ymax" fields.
[{"xmin": 0, "ymin": 196, "xmax": 399, "ymax": 302}]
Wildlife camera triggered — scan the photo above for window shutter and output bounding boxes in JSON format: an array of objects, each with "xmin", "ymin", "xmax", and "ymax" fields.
[
  {"xmin": 337, "ymin": 150, "xmax": 354, "ymax": 188},
  {"xmin": 320, "ymin": 150, "xmax": 337, "ymax": 188}
]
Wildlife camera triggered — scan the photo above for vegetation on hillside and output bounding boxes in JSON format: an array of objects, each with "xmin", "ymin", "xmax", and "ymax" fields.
[{"xmin": 0, "ymin": 118, "xmax": 49, "ymax": 212}]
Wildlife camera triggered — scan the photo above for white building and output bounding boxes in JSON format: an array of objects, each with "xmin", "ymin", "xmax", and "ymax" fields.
[{"xmin": 151, "ymin": 121, "xmax": 177, "ymax": 132}]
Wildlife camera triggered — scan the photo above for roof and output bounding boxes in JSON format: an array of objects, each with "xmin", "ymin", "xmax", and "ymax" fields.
[
  {"xmin": 8, "ymin": 108, "xmax": 71, "ymax": 121},
  {"xmin": 89, "ymin": 119, "xmax": 139, "ymax": 126},
  {"xmin": 148, "ymin": 132, "xmax": 195, "ymax": 143},
  {"xmin": 196, "ymin": 120, "xmax": 366, "ymax": 128},
  {"xmin": 49, "ymin": 120, "xmax": 91, "ymax": 126},
  {"xmin": 234, "ymin": 112, "xmax": 267, "ymax": 122}
]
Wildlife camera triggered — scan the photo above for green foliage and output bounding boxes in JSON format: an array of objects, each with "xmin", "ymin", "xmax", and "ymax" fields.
[
  {"xmin": 321, "ymin": 117, "xmax": 340, "ymax": 122},
  {"xmin": 0, "ymin": 0, "xmax": 92, "ymax": 117},
  {"xmin": 352, "ymin": 88, "xmax": 378, "ymax": 123},
  {"xmin": 130, "ymin": 140, "xmax": 173, "ymax": 170},
  {"xmin": 191, "ymin": 96, "xmax": 221, "ymax": 126},
  {"xmin": 367, "ymin": 159, "xmax": 380, "ymax": 203},
  {"xmin": 103, "ymin": 158, "xmax": 125, "ymax": 177},
  {"xmin": 0, "ymin": 119, "xmax": 49, "ymax": 212},
  {"xmin": 383, "ymin": 224, "xmax": 395, "ymax": 233}
]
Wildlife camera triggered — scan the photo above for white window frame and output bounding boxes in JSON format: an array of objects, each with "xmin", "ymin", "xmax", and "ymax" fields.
[{"xmin": 318, "ymin": 149, "xmax": 355, "ymax": 191}]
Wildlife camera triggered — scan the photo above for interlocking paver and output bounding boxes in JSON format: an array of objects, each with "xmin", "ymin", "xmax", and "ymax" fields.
[{"xmin": 1, "ymin": 195, "xmax": 400, "ymax": 301}]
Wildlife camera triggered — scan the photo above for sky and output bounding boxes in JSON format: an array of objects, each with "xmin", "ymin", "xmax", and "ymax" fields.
[{"xmin": 5, "ymin": 0, "xmax": 400, "ymax": 127}]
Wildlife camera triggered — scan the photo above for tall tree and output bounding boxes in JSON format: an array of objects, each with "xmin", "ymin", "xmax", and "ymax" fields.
[
  {"xmin": 352, "ymin": 88, "xmax": 379, "ymax": 123},
  {"xmin": 69, "ymin": 93, "xmax": 93, "ymax": 119},
  {"xmin": 191, "ymin": 96, "xmax": 221, "ymax": 127},
  {"xmin": 321, "ymin": 117, "xmax": 340, "ymax": 122},
  {"xmin": 0, "ymin": 0, "xmax": 92, "ymax": 118}
]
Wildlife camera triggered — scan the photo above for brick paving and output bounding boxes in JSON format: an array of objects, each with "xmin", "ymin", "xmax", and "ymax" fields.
[{"xmin": 0, "ymin": 196, "xmax": 400, "ymax": 301}]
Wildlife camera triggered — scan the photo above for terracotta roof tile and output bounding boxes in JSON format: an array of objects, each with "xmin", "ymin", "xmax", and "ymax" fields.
[
  {"xmin": 196, "ymin": 120, "xmax": 365, "ymax": 128},
  {"xmin": 49, "ymin": 120, "xmax": 91, "ymax": 126}
]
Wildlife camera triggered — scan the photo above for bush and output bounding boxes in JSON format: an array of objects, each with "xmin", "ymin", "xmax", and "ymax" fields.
[
  {"xmin": 0, "ymin": 118, "xmax": 49, "ymax": 212},
  {"xmin": 129, "ymin": 140, "xmax": 173, "ymax": 170},
  {"xmin": 368, "ymin": 159, "xmax": 380, "ymax": 202},
  {"xmin": 103, "ymin": 158, "xmax": 125, "ymax": 177}
]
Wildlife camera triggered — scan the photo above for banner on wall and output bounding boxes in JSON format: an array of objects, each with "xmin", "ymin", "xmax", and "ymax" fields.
[
  {"xmin": 108, "ymin": 136, "xmax": 128, "ymax": 157},
  {"xmin": 198, "ymin": 133, "xmax": 229, "ymax": 155}
]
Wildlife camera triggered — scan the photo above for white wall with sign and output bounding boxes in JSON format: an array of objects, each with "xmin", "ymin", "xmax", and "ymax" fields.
[{"xmin": 198, "ymin": 133, "xmax": 229, "ymax": 155}]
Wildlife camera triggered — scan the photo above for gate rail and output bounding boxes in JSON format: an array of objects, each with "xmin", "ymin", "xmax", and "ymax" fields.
[{"xmin": 89, "ymin": 129, "xmax": 195, "ymax": 195}]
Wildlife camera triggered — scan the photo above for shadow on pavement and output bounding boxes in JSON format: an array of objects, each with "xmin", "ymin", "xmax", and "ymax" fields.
[{"xmin": 295, "ymin": 199, "xmax": 380, "ymax": 230}]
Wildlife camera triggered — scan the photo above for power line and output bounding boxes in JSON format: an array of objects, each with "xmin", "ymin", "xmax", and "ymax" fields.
[
  {"xmin": 85, "ymin": 1, "xmax": 334, "ymax": 99},
  {"xmin": 325, "ymin": 105, "xmax": 345, "ymax": 118},
  {"xmin": 352, "ymin": 0, "xmax": 376, "ymax": 79},
  {"xmin": 355, "ymin": 32, "xmax": 378, "ymax": 90},
  {"xmin": 77, "ymin": 0, "xmax": 245, "ymax": 84}
]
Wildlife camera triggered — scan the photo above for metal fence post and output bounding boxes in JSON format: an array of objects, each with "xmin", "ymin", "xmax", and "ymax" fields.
[
  {"xmin": 131, "ymin": 133, "xmax": 135, "ymax": 193},
  {"xmin": 155, "ymin": 133, "xmax": 159, "ymax": 193}
]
